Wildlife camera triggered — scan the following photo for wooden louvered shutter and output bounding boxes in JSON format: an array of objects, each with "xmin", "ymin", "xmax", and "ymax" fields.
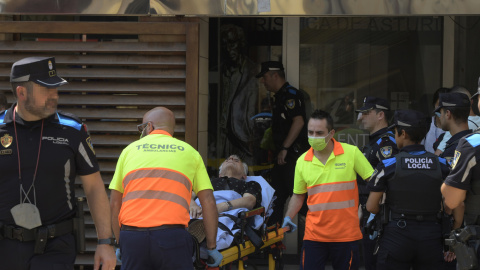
[{"xmin": 0, "ymin": 17, "xmax": 200, "ymax": 266}]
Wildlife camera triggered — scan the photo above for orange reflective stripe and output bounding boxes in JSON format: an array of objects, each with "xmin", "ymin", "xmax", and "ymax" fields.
[
  {"xmin": 123, "ymin": 168, "xmax": 191, "ymax": 191},
  {"xmin": 308, "ymin": 199, "xmax": 355, "ymax": 212},
  {"xmin": 308, "ymin": 181, "xmax": 355, "ymax": 196},
  {"xmin": 123, "ymin": 190, "xmax": 189, "ymax": 212}
]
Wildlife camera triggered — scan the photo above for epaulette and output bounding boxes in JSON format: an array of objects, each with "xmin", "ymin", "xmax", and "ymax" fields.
[
  {"xmin": 0, "ymin": 109, "xmax": 6, "ymax": 125},
  {"xmin": 466, "ymin": 133, "xmax": 480, "ymax": 148},
  {"xmin": 376, "ymin": 132, "xmax": 396, "ymax": 145},
  {"xmin": 286, "ymin": 86, "xmax": 297, "ymax": 95},
  {"xmin": 56, "ymin": 110, "xmax": 82, "ymax": 131}
]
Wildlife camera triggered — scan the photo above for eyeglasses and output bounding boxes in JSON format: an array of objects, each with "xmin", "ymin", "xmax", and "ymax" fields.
[
  {"xmin": 434, "ymin": 112, "xmax": 441, "ymax": 118},
  {"xmin": 137, "ymin": 122, "xmax": 150, "ymax": 133}
]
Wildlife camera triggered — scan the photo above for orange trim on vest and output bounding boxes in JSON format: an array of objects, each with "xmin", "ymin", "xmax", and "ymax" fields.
[
  {"xmin": 119, "ymin": 167, "xmax": 193, "ymax": 227},
  {"xmin": 304, "ymin": 139, "xmax": 344, "ymax": 161},
  {"xmin": 304, "ymin": 179, "xmax": 362, "ymax": 242},
  {"xmin": 150, "ymin": 130, "xmax": 172, "ymax": 136}
]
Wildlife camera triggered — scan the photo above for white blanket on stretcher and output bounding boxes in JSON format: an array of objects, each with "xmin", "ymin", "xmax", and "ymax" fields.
[{"xmin": 194, "ymin": 176, "xmax": 275, "ymax": 250}]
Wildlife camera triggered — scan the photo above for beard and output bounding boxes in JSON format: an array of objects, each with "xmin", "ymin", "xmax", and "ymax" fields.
[{"xmin": 24, "ymin": 96, "xmax": 57, "ymax": 119}]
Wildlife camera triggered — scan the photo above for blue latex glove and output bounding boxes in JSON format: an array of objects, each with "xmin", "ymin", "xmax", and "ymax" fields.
[
  {"xmin": 282, "ymin": 216, "xmax": 297, "ymax": 233},
  {"xmin": 366, "ymin": 214, "xmax": 378, "ymax": 240},
  {"xmin": 206, "ymin": 249, "xmax": 223, "ymax": 267},
  {"xmin": 367, "ymin": 213, "xmax": 376, "ymax": 224},
  {"xmin": 115, "ymin": 248, "xmax": 122, "ymax": 263}
]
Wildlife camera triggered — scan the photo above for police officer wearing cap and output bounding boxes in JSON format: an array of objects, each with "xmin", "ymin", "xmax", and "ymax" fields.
[
  {"xmin": 435, "ymin": 92, "xmax": 473, "ymax": 166},
  {"xmin": 356, "ymin": 96, "xmax": 398, "ymax": 270},
  {"xmin": 256, "ymin": 61, "xmax": 309, "ymax": 226},
  {"xmin": 366, "ymin": 110, "xmax": 450, "ymax": 269},
  {"xmin": 442, "ymin": 80, "xmax": 480, "ymax": 267},
  {"xmin": 0, "ymin": 57, "xmax": 116, "ymax": 270}
]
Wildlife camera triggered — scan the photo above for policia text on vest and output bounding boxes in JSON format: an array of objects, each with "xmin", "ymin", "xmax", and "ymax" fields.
[{"xmin": 401, "ymin": 157, "xmax": 436, "ymax": 169}]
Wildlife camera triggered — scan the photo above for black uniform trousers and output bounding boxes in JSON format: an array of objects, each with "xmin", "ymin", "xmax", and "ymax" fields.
[
  {"xmin": 376, "ymin": 220, "xmax": 444, "ymax": 270},
  {"xmin": 0, "ymin": 233, "xmax": 76, "ymax": 270},
  {"xmin": 268, "ymin": 153, "xmax": 299, "ymax": 227}
]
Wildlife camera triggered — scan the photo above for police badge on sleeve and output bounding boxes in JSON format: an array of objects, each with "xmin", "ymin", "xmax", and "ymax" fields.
[
  {"xmin": 380, "ymin": 146, "xmax": 392, "ymax": 158},
  {"xmin": 286, "ymin": 99, "xmax": 295, "ymax": 109},
  {"xmin": 451, "ymin": 150, "xmax": 461, "ymax": 170}
]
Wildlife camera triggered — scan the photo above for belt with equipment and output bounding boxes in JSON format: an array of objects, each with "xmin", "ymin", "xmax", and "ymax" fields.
[
  {"xmin": 390, "ymin": 212, "xmax": 439, "ymax": 222},
  {"xmin": 2, "ymin": 219, "xmax": 74, "ymax": 242}
]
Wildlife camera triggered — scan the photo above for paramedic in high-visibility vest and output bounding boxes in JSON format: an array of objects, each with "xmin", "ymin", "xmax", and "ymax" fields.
[
  {"xmin": 283, "ymin": 109, "xmax": 374, "ymax": 270},
  {"xmin": 109, "ymin": 107, "xmax": 222, "ymax": 270}
]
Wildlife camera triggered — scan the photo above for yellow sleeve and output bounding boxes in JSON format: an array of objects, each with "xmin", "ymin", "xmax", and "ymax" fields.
[
  {"xmin": 109, "ymin": 148, "xmax": 127, "ymax": 193},
  {"xmin": 192, "ymin": 152, "xmax": 213, "ymax": 194},
  {"xmin": 353, "ymin": 147, "xmax": 374, "ymax": 180},
  {"xmin": 293, "ymin": 157, "xmax": 308, "ymax": 194}
]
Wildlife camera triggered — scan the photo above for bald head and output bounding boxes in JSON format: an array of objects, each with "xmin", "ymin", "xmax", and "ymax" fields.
[{"xmin": 143, "ymin": 107, "xmax": 175, "ymax": 135}]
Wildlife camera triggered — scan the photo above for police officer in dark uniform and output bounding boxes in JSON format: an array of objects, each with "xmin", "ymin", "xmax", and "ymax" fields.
[
  {"xmin": 436, "ymin": 92, "xmax": 473, "ymax": 165},
  {"xmin": 435, "ymin": 92, "xmax": 471, "ymax": 270},
  {"xmin": 442, "ymin": 84, "xmax": 480, "ymax": 267},
  {"xmin": 356, "ymin": 96, "xmax": 398, "ymax": 270},
  {"xmin": 366, "ymin": 110, "xmax": 450, "ymax": 269},
  {"xmin": 0, "ymin": 57, "xmax": 116, "ymax": 270},
  {"xmin": 256, "ymin": 61, "xmax": 309, "ymax": 227}
]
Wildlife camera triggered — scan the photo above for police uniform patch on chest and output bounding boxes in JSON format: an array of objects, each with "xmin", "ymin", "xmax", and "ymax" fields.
[
  {"xmin": 380, "ymin": 146, "xmax": 392, "ymax": 158},
  {"xmin": 286, "ymin": 99, "xmax": 295, "ymax": 109},
  {"xmin": 1, "ymin": 134, "xmax": 12, "ymax": 148},
  {"xmin": 451, "ymin": 150, "xmax": 461, "ymax": 170},
  {"xmin": 401, "ymin": 157, "xmax": 437, "ymax": 170}
]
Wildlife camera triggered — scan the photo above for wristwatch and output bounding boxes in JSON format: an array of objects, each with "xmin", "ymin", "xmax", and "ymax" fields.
[
  {"xmin": 280, "ymin": 146, "xmax": 289, "ymax": 151},
  {"xmin": 98, "ymin": 238, "xmax": 117, "ymax": 247},
  {"xmin": 226, "ymin": 201, "xmax": 233, "ymax": 211}
]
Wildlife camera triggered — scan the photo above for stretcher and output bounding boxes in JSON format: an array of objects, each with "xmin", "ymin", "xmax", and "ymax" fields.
[
  {"xmin": 193, "ymin": 206, "xmax": 289, "ymax": 270},
  {"xmin": 191, "ymin": 176, "xmax": 289, "ymax": 270}
]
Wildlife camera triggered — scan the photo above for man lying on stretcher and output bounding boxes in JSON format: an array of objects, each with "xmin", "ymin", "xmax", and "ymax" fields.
[
  {"xmin": 189, "ymin": 155, "xmax": 275, "ymax": 251},
  {"xmin": 190, "ymin": 155, "xmax": 262, "ymax": 218}
]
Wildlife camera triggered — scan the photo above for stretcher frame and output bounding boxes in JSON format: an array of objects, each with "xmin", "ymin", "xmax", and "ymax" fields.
[{"xmin": 195, "ymin": 206, "xmax": 289, "ymax": 270}]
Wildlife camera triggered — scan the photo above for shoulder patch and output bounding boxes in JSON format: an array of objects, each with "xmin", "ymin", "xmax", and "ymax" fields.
[
  {"xmin": 86, "ymin": 136, "xmax": 95, "ymax": 155},
  {"xmin": 286, "ymin": 99, "xmax": 295, "ymax": 109},
  {"xmin": 382, "ymin": 157, "xmax": 396, "ymax": 167},
  {"xmin": 286, "ymin": 86, "xmax": 297, "ymax": 95},
  {"xmin": 451, "ymin": 150, "xmax": 461, "ymax": 170},
  {"xmin": 56, "ymin": 111, "xmax": 82, "ymax": 131},
  {"xmin": 466, "ymin": 134, "xmax": 480, "ymax": 148},
  {"xmin": 0, "ymin": 109, "xmax": 6, "ymax": 124},
  {"xmin": 379, "ymin": 146, "xmax": 393, "ymax": 158}
]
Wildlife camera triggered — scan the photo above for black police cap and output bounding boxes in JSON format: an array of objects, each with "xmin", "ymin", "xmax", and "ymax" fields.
[
  {"xmin": 433, "ymin": 92, "xmax": 470, "ymax": 113},
  {"xmin": 255, "ymin": 61, "xmax": 284, "ymax": 78},
  {"xmin": 10, "ymin": 57, "xmax": 67, "ymax": 88},
  {"xmin": 388, "ymin": 109, "xmax": 427, "ymax": 130},
  {"xmin": 356, "ymin": 96, "xmax": 390, "ymax": 112}
]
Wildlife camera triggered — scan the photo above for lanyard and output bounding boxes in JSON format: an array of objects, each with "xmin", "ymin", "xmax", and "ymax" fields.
[{"xmin": 13, "ymin": 107, "xmax": 44, "ymax": 205}]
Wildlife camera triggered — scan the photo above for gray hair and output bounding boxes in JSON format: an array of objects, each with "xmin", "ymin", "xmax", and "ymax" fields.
[{"xmin": 219, "ymin": 154, "xmax": 249, "ymax": 177}]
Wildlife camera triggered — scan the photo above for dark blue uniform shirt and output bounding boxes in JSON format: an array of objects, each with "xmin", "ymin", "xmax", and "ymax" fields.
[
  {"xmin": 445, "ymin": 132, "xmax": 480, "ymax": 191},
  {"xmin": 272, "ymin": 82, "xmax": 308, "ymax": 155},
  {"xmin": 0, "ymin": 103, "xmax": 99, "ymax": 225},
  {"xmin": 359, "ymin": 127, "xmax": 398, "ymax": 196},
  {"xmin": 440, "ymin": 129, "xmax": 472, "ymax": 166}
]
